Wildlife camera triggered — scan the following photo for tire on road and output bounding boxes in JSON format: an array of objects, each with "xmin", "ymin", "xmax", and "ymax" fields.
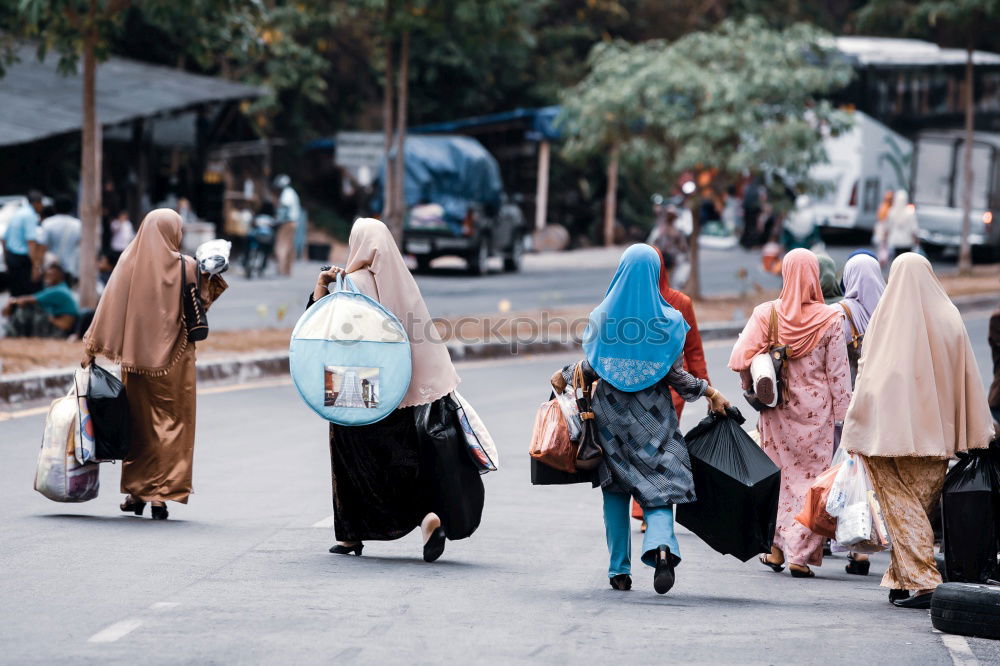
[
  {"xmin": 930, "ymin": 582, "xmax": 1000, "ymax": 640},
  {"xmin": 467, "ymin": 239, "xmax": 489, "ymax": 276}
]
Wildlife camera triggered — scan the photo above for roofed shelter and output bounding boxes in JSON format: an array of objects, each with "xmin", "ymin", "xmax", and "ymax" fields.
[{"xmin": 0, "ymin": 44, "xmax": 265, "ymax": 227}]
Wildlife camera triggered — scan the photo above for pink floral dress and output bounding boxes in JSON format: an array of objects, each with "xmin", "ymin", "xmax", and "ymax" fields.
[{"xmin": 757, "ymin": 323, "xmax": 852, "ymax": 566}]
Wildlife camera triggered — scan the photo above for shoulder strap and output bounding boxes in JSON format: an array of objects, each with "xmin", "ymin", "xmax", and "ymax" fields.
[
  {"xmin": 768, "ymin": 305, "xmax": 780, "ymax": 347},
  {"xmin": 840, "ymin": 302, "xmax": 861, "ymax": 348}
]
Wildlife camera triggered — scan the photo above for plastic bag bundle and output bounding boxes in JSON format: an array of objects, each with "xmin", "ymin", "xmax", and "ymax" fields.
[
  {"xmin": 826, "ymin": 454, "xmax": 891, "ymax": 553},
  {"xmin": 554, "ymin": 389, "xmax": 582, "ymax": 441},
  {"xmin": 196, "ymin": 239, "xmax": 232, "ymax": 275},
  {"xmin": 941, "ymin": 448, "xmax": 1000, "ymax": 583},
  {"xmin": 453, "ymin": 391, "xmax": 499, "ymax": 473},
  {"xmin": 34, "ymin": 389, "xmax": 100, "ymax": 502}
]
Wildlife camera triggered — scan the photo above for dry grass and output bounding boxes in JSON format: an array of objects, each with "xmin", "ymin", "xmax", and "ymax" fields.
[{"xmin": 2, "ymin": 266, "xmax": 996, "ymax": 375}]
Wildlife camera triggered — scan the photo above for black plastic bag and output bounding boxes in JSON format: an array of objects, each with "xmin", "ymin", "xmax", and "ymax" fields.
[
  {"xmin": 676, "ymin": 406, "xmax": 781, "ymax": 561},
  {"xmin": 414, "ymin": 397, "xmax": 485, "ymax": 541},
  {"xmin": 942, "ymin": 448, "xmax": 999, "ymax": 583},
  {"xmin": 88, "ymin": 363, "xmax": 130, "ymax": 460}
]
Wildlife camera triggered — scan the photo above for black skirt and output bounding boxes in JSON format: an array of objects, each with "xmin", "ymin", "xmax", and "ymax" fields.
[{"xmin": 329, "ymin": 399, "xmax": 484, "ymax": 542}]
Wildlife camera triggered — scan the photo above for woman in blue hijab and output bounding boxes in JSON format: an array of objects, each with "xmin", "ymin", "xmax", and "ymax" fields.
[{"xmin": 551, "ymin": 244, "xmax": 730, "ymax": 594}]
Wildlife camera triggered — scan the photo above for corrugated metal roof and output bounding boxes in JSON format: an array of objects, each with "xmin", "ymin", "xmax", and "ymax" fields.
[
  {"xmin": 835, "ymin": 37, "xmax": 1000, "ymax": 67},
  {"xmin": 0, "ymin": 45, "xmax": 265, "ymax": 147}
]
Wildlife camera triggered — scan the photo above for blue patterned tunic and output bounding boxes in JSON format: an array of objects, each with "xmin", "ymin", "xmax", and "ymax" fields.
[{"xmin": 561, "ymin": 359, "xmax": 707, "ymax": 507}]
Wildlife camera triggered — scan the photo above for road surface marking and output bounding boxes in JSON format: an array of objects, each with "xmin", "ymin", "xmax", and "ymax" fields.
[
  {"xmin": 0, "ymin": 405, "xmax": 50, "ymax": 421},
  {"xmin": 312, "ymin": 515, "xmax": 335, "ymax": 528},
  {"xmin": 149, "ymin": 602, "xmax": 179, "ymax": 611},
  {"xmin": 87, "ymin": 619, "xmax": 143, "ymax": 644},
  {"xmin": 940, "ymin": 633, "xmax": 979, "ymax": 666}
]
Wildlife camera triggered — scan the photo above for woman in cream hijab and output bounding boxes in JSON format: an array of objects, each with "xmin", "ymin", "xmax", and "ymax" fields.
[
  {"xmin": 83, "ymin": 209, "xmax": 227, "ymax": 520},
  {"xmin": 310, "ymin": 218, "xmax": 480, "ymax": 563},
  {"xmin": 842, "ymin": 253, "xmax": 994, "ymax": 609}
]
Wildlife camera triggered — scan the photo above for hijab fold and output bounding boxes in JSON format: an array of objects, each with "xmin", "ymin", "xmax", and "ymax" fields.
[
  {"xmin": 583, "ymin": 244, "xmax": 689, "ymax": 391},
  {"xmin": 84, "ymin": 209, "xmax": 189, "ymax": 376},
  {"xmin": 842, "ymin": 253, "xmax": 994, "ymax": 458},
  {"xmin": 729, "ymin": 248, "xmax": 842, "ymax": 370},
  {"xmin": 344, "ymin": 218, "xmax": 459, "ymax": 407}
]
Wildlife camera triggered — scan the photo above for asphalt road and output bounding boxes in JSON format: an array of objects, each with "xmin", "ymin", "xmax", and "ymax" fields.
[
  {"xmin": 2, "ymin": 311, "xmax": 997, "ymax": 664},
  {"xmin": 210, "ymin": 242, "xmax": 952, "ymax": 330}
]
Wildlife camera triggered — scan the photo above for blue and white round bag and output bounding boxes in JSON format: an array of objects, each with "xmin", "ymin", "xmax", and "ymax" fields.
[{"xmin": 290, "ymin": 274, "xmax": 412, "ymax": 426}]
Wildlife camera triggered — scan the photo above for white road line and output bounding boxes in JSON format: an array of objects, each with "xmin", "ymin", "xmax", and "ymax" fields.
[
  {"xmin": 940, "ymin": 633, "xmax": 979, "ymax": 666},
  {"xmin": 312, "ymin": 515, "xmax": 335, "ymax": 528},
  {"xmin": 87, "ymin": 619, "xmax": 143, "ymax": 644},
  {"xmin": 149, "ymin": 602, "xmax": 179, "ymax": 611}
]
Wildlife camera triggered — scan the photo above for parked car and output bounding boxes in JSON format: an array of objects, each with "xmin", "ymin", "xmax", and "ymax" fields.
[{"xmin": 373, "ymin": 135, "xmax": 527, "ymax": 275}]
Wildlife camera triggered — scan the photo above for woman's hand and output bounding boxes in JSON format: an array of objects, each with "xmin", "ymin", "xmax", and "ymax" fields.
[
  {"xmin": 313, "ymin": 265, "xmax": 345, "ymax": 301},
  {"xmin": 706, "ymin": 387, "xmax": 730, "ymax": 414},
  {"xmin": 80, "ymin": 353, "xmax": 94, "ymax": 368},
  {"xmin": 550, "ymin": 370, "xmax": 567, "ymax": 393}
]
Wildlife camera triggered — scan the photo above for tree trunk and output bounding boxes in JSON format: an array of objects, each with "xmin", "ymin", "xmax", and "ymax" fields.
[
  {"xmin": 958, "ymin": 44, "xmax": 975, "ymax": 274},
  {"xmin": 381, "ymin": 35, "xmax": 395, "ymax": 227},
  {"xmin": 603, "ymin": 141, "xmax": 619, "ymax": 246},
  {"xmin": 687, "ymin": 198, "xmax": 702, "ymax": 300},
  {"xmin": 78, "ymin": 33, "xmax": 100, "ymax": 309},
  {"xmin": 389, "ymin": 29, "xmax": 410, "ymax": 247}
]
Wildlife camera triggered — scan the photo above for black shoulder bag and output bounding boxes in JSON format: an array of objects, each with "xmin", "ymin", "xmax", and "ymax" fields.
[
  {"xmin": 180, "ymin": 256, "xmax": 209, "ymax": 342},
  {"xmin": 573, "ymin": 362, "xmax": 604, "ymax": 471}
]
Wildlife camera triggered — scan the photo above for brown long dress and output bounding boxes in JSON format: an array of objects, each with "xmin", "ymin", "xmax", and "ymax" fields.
[{"xmin": 120, "ymin": 267, "xmax": 226, "ymax": 503}]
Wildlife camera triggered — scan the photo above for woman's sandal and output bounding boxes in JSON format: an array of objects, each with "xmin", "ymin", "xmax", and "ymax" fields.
[
  {"xmin": 609, "ymin": 574, "xmax": 632, "ymax": 591},
  {"xmin": 120, "ymin": 496, "xmax": 146, "ymax": 516},
  {"xmin": 789, "ymin": 566, "xmax": 815, "ymax": 578},
  {"xmin": 759, "ymin": 554, "xmax": 784, "ymax": 573},
  {"xmin": 329, "ymin": 543, "xmax": 364, "ymax": 556}
]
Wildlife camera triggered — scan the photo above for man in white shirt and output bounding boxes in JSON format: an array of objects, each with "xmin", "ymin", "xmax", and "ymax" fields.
[
  {"xmin": 37, "ymin": 195, "xmax": 82, "ymax": 286},
  {"xmin": 272, "ymin": 174, "xmax": 301, "ymax": 276}
]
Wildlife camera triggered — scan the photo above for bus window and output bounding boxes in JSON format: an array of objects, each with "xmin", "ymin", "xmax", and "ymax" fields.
[{"xmin": 913, "ymin": 139, "xmax": 953, "ymax": 207}]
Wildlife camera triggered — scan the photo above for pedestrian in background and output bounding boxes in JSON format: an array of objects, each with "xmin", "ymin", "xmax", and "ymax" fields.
[
  {"xmin": 781, "ymin": 194, "xmax": 822, "ymax": 251},
  {"xmin": 37, "ymin": 195, "xmax": 82, "ymax": 285},
  {"xmin": 837, "ymin": 252, "xmax": 885, "ymax": 385},
  {"xmin": 108, "ymin": 210, "xmax": 135, "ymax": 265},
  {"xmin": 874, "ymin": 190, "xmax": 894, "ymax": 266},
  {"xmin": 3, "ymin": 191, "xmax": 43, "ymax": 296},
  {"xmin": 316, "ymin": 218, "xmax": 478, "ymax": 563},
  {"xmin": 631, "ymin": 246, "xmax": 711, "ymax": 530},
  {"xmin": 551, "ymin": 244, "xmax": 730, "ymax": 594},
  {"xmin": 842, "ymin": 253, "xmax": 994, "ymax": 608},
  {"xmin": 3, "ymin": 262, "xmax": 78, "ymax": 338},
  {"xmin": 273, "ymin": 174, "xmax": 300, "ymax": 276},
  {"xmin": 82, "ymin": 209, "xmax": 227, "ymax": 520},
  {"xmin": 730, "ymin": 248, "xmax": 851, "ymax": 578},
  {"xmin": 880, "ymin": 189, "xmax": 919, "ymax": 260},
  {"xmin": 817, "ymin": 254, "xmax": 843, "ymax": 304}
]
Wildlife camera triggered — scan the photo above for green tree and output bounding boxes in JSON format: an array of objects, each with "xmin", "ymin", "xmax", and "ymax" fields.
[
  {"xmin": 859, "ymin": 0, "xmax": 1000, "ymax": 273},
  {"xmin": 560, "ymin": 18, "xmax": 853, "ymax": 297}
]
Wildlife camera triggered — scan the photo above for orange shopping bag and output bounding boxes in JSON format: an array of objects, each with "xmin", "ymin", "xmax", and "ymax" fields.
[
  {"xmin": 795, "ymin": 463, "xmax": 842, "ymax": 538},
  {"xmin": 528, "ymin": 399, "xmax": 577, "ymax": 474}
]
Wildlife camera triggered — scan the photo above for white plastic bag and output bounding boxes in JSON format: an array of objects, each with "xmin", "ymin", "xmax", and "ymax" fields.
[
  {"xmin": 34, "ymin": 389, "xmax": 100, "ymax": 503},
  {"xmin": 826, "ymin": 454, "xmax": 891, "ymax": 552},
  {"xmin": 453, "ymin": 391, "xmax": 499, "ymax": 473},
  {"xmin": 196, "ymin": 239, "xmax": 232, "ymax": 275},
  {"xmin": 73, "ymin": 368, "xmax": 98, "ymax": 464},
  {"xmin": 555, "ymin": 389, "xmax": 582, "ymax": 441}
]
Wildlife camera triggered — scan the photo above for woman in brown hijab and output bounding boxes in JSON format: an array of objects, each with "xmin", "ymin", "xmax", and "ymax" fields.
[
  {"xmin": 309, "ymin": 218, "xmax": 482, "ymax": 563},
  {"xmin": 82, "ymin": 209, "xmax": 227, "ymax": 520}
]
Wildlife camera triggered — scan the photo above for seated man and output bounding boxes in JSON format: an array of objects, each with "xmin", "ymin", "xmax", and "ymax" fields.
[{"xmin": 3, "ymin": 263, "xmax": 79, "ymax": 338}]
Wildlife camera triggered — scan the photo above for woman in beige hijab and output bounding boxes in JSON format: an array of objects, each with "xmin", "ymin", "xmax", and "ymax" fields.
[
  {"xmin": 842, "ymin": 253, "xmax": 994, "ymax": 608},
  {"xmin": 83, "ymin": 209, "xmax": 227, "ymax": 519},
  {"xmin": 311, "ymin": 218, "xmax": 479, "ymax": 563}
]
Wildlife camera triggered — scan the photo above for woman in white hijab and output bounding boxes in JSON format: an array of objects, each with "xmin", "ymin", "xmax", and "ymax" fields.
[
  {"xmin": 309, "ymin": 218, "xmax": 481, "ymax": 563},
  {"xmin": 879, "ymin": 189, "xmax": 919, "ymax": 261},
  {"xmin": 842, "ymin": 253, "xmax": 994, "ymax": 609}
]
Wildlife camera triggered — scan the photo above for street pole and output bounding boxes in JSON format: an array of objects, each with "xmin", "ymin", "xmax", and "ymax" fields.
[
  {"xmin": 603, "ymin": 141, "xmax": 619, "ymax": 247},
  {"xmin": 959, "ymin": 43, "xmax": 975, "ymax": 274},
  {"xmin": 78, "ymin": 31, "xmax": 100, "ymax": 309},
  {"xmin": 534, "ymin": 139, "xmax": 550, "ymax": 231}
]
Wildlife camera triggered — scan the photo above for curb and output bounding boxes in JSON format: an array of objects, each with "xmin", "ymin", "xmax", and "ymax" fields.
[{"xmin": 2, "ymin": 293, "xmax": 993, "ymax": 408}]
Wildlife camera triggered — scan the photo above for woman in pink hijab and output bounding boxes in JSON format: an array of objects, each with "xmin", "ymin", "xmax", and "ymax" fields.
[
  {"xmin": 308, "ymin": 218, "xmax": 481, "ymax": 564},
  {"xmin": 729, "ymin": 248, "xmax": 852, "ymax": 577}
]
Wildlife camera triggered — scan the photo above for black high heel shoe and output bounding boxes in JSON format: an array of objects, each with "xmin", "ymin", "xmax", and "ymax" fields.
[
  {"xmin": 423, "ymin": 527, "xmax": 446, "ymax": 563},
  {"xmin": 150, "ymin": 504, "xmax": 168, "ymax": 520},
  {"xmin": 120, "ymin": 497, "xmax": 146, "ymax": 516},
  {"xmin": 329, "ymin": 543, "xmax": 364, "ymax": 556},
  {"xmin": 845, "ymin": 555, "xmax": 870, "ymax": 576},
  {"xmin": 609, "ymin": 574, "xmax": 632, "ymax": 591},
  {"xmin": 652, "ymin": 545, "xmax": 677, "ymax": 595}
]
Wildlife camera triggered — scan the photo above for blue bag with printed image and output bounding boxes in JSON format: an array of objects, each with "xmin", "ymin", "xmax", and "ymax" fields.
[{"xmin": 290, "ymin": 274, "xmax": 412, "ymax": 425}]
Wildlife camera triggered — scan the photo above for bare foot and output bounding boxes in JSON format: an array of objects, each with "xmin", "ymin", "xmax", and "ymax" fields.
[
  {"xmin": 420, "ymin": 512, "xmax": 441, "ymax": 544},
  {"xmin": 764, "ymin": 546, "xmax": 785, "ymax": 567}
]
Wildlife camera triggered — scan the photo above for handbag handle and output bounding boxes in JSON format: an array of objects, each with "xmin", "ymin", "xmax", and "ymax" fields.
[
  {"xmin": 840, "ymin": 302, "xmax": 861, "ymax": 349},
  {"xmin": 331, "ymin": 272, "xmax": 358, "ymax": 294},
  {"xmin": 573, "ymin": 363, "xmax": 596, "ymax": 422}
]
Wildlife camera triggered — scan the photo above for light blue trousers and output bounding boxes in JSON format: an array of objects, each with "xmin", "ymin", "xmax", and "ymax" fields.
[{"xmin": 602, "ymin": 490, "xmax": 680, "ymax": 577}]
